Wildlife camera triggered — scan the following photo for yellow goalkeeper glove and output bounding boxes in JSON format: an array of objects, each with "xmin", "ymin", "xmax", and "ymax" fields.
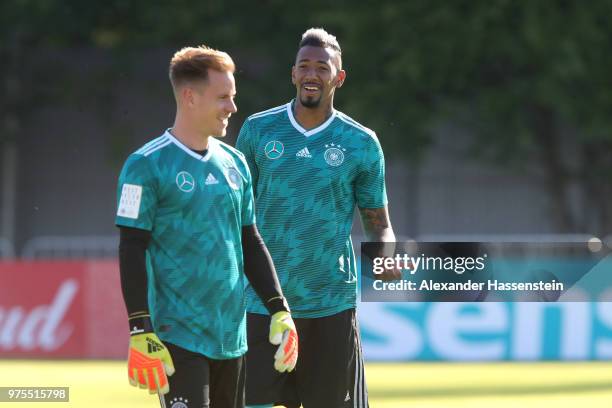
[
  {"xmin": 127, "ymin": 314, "xmax": 175, "ymax": 394},
  {"xmin": 269, "ymin": 311, "xmax": 298, "ymax": 372}
]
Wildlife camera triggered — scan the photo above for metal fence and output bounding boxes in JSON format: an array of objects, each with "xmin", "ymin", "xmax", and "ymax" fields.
[
  {"xmin": 2, "ymin": 234, "xmax": 610, "ymax": 259},
  {"xmin": 20, "ymin": 236, "xmax": 119, "ymax": 259},
  {"xmin": 0, "ymin": 237, "xmax": 15, "ymax": 258}
]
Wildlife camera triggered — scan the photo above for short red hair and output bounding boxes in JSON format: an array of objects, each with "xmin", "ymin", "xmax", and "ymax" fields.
[{"xmin": 169, "ymin": 45, "xmax": 235, "ymax": 90}]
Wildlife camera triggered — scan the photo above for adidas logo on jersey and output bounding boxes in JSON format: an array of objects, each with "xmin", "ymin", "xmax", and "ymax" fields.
[
  {"xmin": 296, "ymin": 147, "xmax": 312, "ymax": 158},
  {"xmin": 205, "ymin": 173, "xmax": 219, "ymax": 185}
]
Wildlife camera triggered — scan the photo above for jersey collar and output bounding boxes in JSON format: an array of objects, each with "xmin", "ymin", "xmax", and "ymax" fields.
[
  {"xmin": 165, "ymin": 129, "xmax": 214, "ymax": 161},
  {"xmin": 286, "ymin": 100, "xmax": 337, "ymax": 137}
]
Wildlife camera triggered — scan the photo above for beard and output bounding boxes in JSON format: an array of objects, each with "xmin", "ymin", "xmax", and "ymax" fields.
[{"xmin": 299, "ymin": 93, "xmax": 321, "ymax": 108}]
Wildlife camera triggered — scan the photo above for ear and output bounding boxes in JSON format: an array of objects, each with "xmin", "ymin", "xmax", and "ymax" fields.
[
  {"xmin": 335, "ymin": 69, "xmax": 346, "ymax": 89},
  {"xmin": 291, "ymin": 65, "xmax": 297, "ymax": 85},
  {"xmin": 182, "ymin": 87, "xmax": 195, "ymax": 107}
]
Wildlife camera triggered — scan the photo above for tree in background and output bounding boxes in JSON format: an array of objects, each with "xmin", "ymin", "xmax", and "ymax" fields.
[
  {"xmin": 3, "ymin": 0, "xmax": 612, "ymax": 234},
  {"xmin": 325, "ymin": 1, "xmax": 612, "ymax": 234}
]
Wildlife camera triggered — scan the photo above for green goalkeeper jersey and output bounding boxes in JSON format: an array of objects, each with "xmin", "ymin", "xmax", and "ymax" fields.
[
  {"xmin": 236, "ymin": 101, "xmax": 387, "ymax": 318},
  {"xmin": 116, "ymin": 130, "xmax": 255, "ymax": 359}
]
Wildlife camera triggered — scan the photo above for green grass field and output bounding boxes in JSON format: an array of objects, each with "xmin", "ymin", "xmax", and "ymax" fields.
[{"xmin": 2, "ymin": 360, "xmax": 612, "ymax": 407}]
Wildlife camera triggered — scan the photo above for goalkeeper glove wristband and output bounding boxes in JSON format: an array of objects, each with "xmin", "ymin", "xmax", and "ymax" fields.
[
  {"xmin": 269, "ymin": 310, "xmax": 298, "ymax": 372},
  {"xmin": 127, "ymin": 313, "xmax": 175, "ymax": 395},
  {"xmin": 265, "ymin": 295, "xmax": 290, "ymax": 315}
]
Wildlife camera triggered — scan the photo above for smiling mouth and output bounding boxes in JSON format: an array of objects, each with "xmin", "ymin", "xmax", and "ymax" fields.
[{"xmin": 302, "ymin": 84, "xmax": 321, "ymax": 92}]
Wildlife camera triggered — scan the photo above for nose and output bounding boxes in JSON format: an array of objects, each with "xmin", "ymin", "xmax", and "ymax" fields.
[
  {"xmin": 227, "ymin": 99, "xmax": 237, "ymax": 114},
  {"xmin": 304, "ymin": 67, "xmax": 318, "ymax": 80}
]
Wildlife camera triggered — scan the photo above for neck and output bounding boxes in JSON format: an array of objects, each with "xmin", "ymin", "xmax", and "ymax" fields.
[
  {"xmin": 170, "ymin": 114, "xmax": 210, "ymax": 151},
  {"xmin": 293, "ymin": 98, "xmax": 334, "ymax": 130}
]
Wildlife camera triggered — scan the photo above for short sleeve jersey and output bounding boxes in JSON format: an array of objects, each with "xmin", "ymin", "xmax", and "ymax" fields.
[
  {"xmin": 115, "ymin": 130, "xmax": 255, "ymax": 359},
  {"xmin": 236, "ymin": 101, "xmax": 387, "ymax": 318}
]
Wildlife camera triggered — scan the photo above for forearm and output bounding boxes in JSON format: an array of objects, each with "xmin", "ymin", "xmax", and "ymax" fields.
[
  {"xmin": 118, "ymin": 226, "xmax": 151, "ymax": 318},
  {"xmin": 370, "ymin": 226, "xmax": 396, "ymax": 242},
  {"xmin": 242, "ymin": 224, "xmax": 288, "ymax": 314},
  {"xmin": 359, "ymin": 207, "xmax": 395, "ymax": 242},
  {"xmin": 359, "ymin": 206, "xmax": 402, "ymax": 281},
  {"xmin": 359, "ymin": 206, "xmax": 397, "ymax": 258}
]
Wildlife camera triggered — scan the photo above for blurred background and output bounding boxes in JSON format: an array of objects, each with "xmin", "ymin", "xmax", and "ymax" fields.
[{"xmin": 2, "ymin": 0, "xmax": 612, "ymax": 406}]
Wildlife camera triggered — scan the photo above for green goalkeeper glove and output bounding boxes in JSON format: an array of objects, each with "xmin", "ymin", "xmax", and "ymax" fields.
[
  {"xmin": 127, "ymin": 314, "xmax": 175, "ymax": 394},
  {"xmin": 269, "ymin": 311, "xmax": 298, "ymax": 372}
]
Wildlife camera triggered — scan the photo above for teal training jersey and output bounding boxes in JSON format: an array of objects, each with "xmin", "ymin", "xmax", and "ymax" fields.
[
  {"xmin": 115, "ymin": 130, "xmax": 255, "ymax": 359},
  {"xmin": 236, "ymin": 101, "xmax": 387, "ymax": 318}
]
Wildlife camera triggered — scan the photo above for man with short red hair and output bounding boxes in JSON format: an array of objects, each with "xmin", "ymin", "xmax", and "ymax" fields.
[{"xmin": 116, "ymin": 45, "xmax": 297, "ymax": 408}]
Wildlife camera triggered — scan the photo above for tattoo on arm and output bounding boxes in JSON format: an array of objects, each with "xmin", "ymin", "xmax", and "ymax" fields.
[
  {"xmin": 359, "ymin": 206, "xmax": 395, "ymax": 242},
  {"xmin": 360, "ymin": 208, "xmax": 389, "ymax": 232}
]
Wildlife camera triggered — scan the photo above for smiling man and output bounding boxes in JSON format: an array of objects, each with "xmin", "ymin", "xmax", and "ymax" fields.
[
  {"xmin": 237, "ymin": 28, "xmax": 399, "ymax": 408},
  {"xmin": 115, "ymin": 45, "xmax": 297, "ymax": 408}
]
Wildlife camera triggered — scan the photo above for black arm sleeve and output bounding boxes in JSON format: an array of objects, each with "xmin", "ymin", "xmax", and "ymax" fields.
[
  {"xmin": 242, "ymin": 224, "xmax": 288, "ymax": 315},
  {"xmin": 119, "ymin": 226, "xmax": 151, "ymax": 317}
]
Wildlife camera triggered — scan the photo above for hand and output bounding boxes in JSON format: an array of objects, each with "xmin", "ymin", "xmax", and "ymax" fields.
[
  {"xmin": 371, "ymin": 255, "xmax": 404, "ymax": 281},
  {"xmin": 377, "ymin": 265, "xmax": 403, "ymax": 281},
  {"xmin": 128, "ymin": 331, "xmax": 175, "ymax": 394},
  {"xmin": 269, "ymin": 311, "xmax": 298, "ymax": 372}
]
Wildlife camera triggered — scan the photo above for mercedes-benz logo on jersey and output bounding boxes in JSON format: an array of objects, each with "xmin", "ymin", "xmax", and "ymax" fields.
[
  {"xmin": 175, "ymin": 171, "xmax": 195, "ymax": 192},
  {"xmin": 324, "ymin": 143, "xmax": 346, "ymax": 166},
  {"xmin": 264, "ymin": 140, "xmax": 284, "ymax": 159},
  {"xmin": 226, "ymin": 167, "xmax": 241, "ymax": 190}
]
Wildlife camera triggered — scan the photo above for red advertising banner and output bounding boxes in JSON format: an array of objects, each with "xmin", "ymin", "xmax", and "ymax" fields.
[{"xmin": 0, "ymin": 261, "xmax": 128, "ymax": 358}]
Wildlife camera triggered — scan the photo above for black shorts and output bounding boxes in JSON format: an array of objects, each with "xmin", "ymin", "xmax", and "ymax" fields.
[
  {"xmin": 159, "ymin": 342, "xmax": 245, "ymax": 408},
  {"xmin": 245, "ymin": 308, "xmax": 368, "ymax": 408}
]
